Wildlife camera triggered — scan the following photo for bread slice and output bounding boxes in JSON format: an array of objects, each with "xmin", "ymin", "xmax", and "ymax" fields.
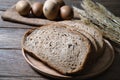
[
  {"xmin": 22, "ymin": 23, "xmax": 92, "ymax": 75},
  {"xmin": 51, "ymin": 22, "xmax": 98, "ymax": 62},
  {"xmin": 75, "ymin": 30, "xmax": 98, "ymax": 61},
  {"xmin": 59, "ymin": 20, "xmax": 104, "ymax": 58}
]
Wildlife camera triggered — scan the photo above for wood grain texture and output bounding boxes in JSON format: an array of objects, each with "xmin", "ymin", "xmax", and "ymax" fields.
[
  {"xmin": 0, "ymin": 77, "xmax": 49, "ymax": 80},
  {"xmin": 1, "ymin": 6, "xmax": 55, "ymax": 26},
  {"xmin": 0, "ymin": 28, "xmax": 28, "ymax": 49},
  {"xmin": 0, "ymin": 0, "xmax": 120, "ymax": 28},
  {"xmin": 0, "ymin": 11, "xmax": 34, "ymax": 28},
  {"xmin": 1, "ymin": 0, "xmax": 120, "ymax": 27},
  {"xmin": 0, "ymin": 0, "xmax": 18, "ymax": 11},
  {"xmin": 0, "ymin": 48, "xmax": 119, "ymax": 80},
  {"xmin": 0, "ymin": 49, "xmax": 54, "ymax": 80},
  {"xmin": 0, "ymin": 0, "xmax": 120, "ymax": 16},
  {"xmin": 0, "ymin": 49, "xmax": 40, "ymax": 76},
  {"xmin": 0, "ymin": 0, "xmax": 120, "ymax": 80}
]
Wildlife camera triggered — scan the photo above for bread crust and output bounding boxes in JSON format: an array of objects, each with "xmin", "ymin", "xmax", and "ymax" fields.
[
  {"xmin": 22, "ymin": 23, "xmax": 92, "ymax": 75},
  {"xmin": 59, "ymin": 20, "xmax": 104, "ymax": 59}
]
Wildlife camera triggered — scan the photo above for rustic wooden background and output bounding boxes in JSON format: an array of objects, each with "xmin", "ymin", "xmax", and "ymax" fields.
[{"xmin": 0, "ymin": 0, "xmax": 120, "ymax": 80}]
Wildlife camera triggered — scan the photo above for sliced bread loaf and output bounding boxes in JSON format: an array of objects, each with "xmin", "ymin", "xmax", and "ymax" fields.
[
  {"xmin": 75, "ymin": 30, "xmax": 98, "ymax": 61},
  {"xmin": 59, "ymin": 20, "xmax": 104, "ymax": 59},
  {"xmin": 22, "ymin": 23, "xmax": 92, "ymax": 75}
]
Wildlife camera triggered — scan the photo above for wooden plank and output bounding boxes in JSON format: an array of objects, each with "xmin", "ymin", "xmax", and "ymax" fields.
[
  {"xmin": 0, "ymin": 11, "xmax": 36, "ymax": 28},
  {"xmin": 0, "ymin": 0, "xmax": 18, "ymax": 11},
  {"xmin": 0, "ymin": 49, "xmax": 40, "ymax": 76},
  {"xmin": 1, "ymin": 6, "xmax": 56, "ymax": 26},
  {"xmin": 92, "ymin": 49, "xmax": 120, "ymax": 80},
  {"xmin": 0, "ymin": 49, "xmax": 54, "ymax": 80},
  {"xmin": 0, "ymin": 28, "xmax": 28, "ymax": 49},
  {"xmin": 0, "ymin": 77, "xmax": 49, "ymax": 80},
  {"xmin": 0, "ymin": 49, "xmax": 120, "ymax": 79}
]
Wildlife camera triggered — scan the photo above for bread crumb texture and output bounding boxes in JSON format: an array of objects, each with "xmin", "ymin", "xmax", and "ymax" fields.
[{"xmin": 24, "ymin": 24, "xmax": 91, "ymax": 74}]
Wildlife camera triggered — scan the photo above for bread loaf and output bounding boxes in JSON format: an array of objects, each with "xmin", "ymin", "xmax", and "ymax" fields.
[
  {"xmin": 22, "ymin": 23, "xmax": 92, "ymax": 74},
  {"xmin": 59, "ymin": 20, "xmax": 104, "ymax": 59}
]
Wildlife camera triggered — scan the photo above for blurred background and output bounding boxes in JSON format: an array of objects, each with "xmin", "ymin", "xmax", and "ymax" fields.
[{"xmin": 0, "ymin": 0, "xmax": 120, "ymax": 16}]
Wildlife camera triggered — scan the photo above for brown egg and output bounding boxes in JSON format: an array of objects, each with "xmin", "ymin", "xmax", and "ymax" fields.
[
  {"xmin": 32, "ymin": 2, "xmax": 43, "ymax": 17},
  {"xmin": 16, "ymin": 0, "xmax": 31, "ymax": 16},
  {"xmin": 43, "ymin": 0, "xmax": 60, "ymax": 20},
  {"xmin": 60, "ymin": 5, "xmax": 74, "ymax": 20}
]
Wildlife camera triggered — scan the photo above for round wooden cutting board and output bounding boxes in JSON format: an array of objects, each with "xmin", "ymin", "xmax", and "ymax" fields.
[{"xmin": 22, "ymin": 39, "xmax": 114, "ymax": 79}]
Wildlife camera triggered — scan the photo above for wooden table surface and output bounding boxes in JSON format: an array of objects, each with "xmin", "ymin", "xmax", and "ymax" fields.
[{"xmin": 0, "ymin": 0, "xmax": 120, "ymax": 80}]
